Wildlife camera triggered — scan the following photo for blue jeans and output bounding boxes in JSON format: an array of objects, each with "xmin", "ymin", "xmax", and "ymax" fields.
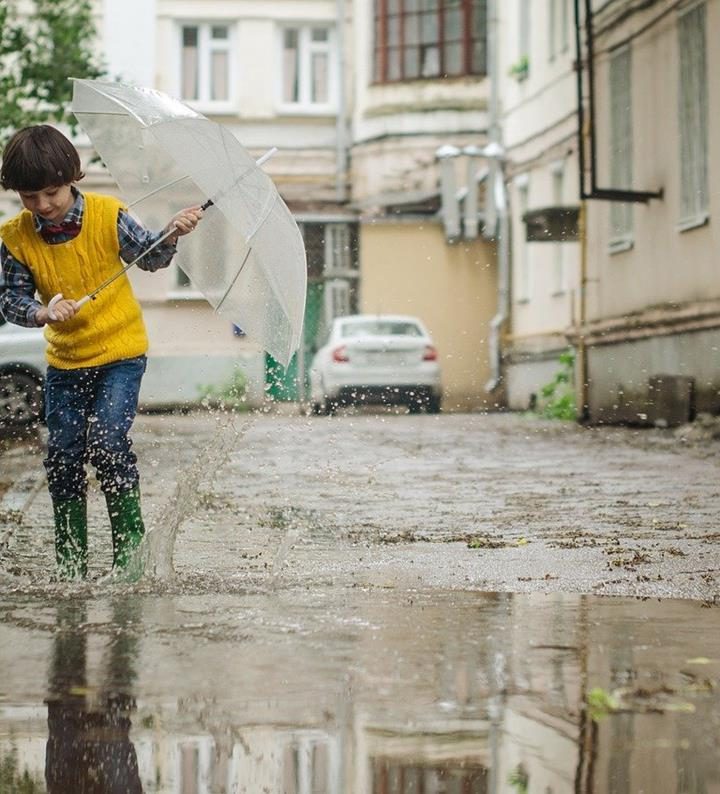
[{"xmin": 44, "ymin": 356, "xmax": 147, "ymax": 501}]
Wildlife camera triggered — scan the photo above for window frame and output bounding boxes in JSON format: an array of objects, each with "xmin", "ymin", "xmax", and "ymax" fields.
[
  {"xmin": 177, "ymin": 20, "xmax": 235, "ymax": 112},
  {"xmin": 515, "ymin": 175, "xmax": 532, "ymax": 303},
  {"xmin": 608, "ymin": 44, "xmax": 634, "ymax": 254},
  {"xmin": 277, "ymin": 23, "xmax": 337, "ymax": 114},
  {"xmin": 551, "ymin": 162, "xmax": 566, "ymax": 295},
  {"xmin": 677, "ymin": 1, "xmax": 709, "ymax": 231},
  {"xmin": 372, "ymin": 0, "xmax": 487, "ymax": 84}
]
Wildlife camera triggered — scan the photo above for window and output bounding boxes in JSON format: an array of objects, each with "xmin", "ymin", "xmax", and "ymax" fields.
[
  {"xmin": 516, "ymin": 179, "xmax": 531, "ymax": 301},
  {"xmin": 519, "ymin": 0, "xmax": 530, "ymax": 67},
  {"xmin": 608, "ymin": 46, "xmax": 633, "ymax": 251},
  {"xmin": 678, "ymin": 2, "xmax": 708, "ymax": 228},
  {"xmin": 561, "ymin": 0, "xmax": 570, "ymax": 52},
  {"xmin": 281, "ymin": 25, "xmax": 335, "ymax": 109},
  {"xmin": 300, "ymin": 222, "xmax": 359, "ymax": 279},
  {"xmin": 373, "ymin": 0, "xmax": 487, "ymax": 83},
  {"xmin": 552, "ymin": 164, "xmax": 565, "ymax": 293},
  {"xmin": 548, "ymin": 0, "xmax": 570, "ymax": 59},
  {"xmin": 181, "ymin": 23, "xmax": 231, "ymax": 104}
]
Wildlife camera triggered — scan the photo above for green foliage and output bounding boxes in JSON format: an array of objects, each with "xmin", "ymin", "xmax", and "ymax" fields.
[
  {"xmin": 0, "ymin": 0, "xmax": 103, "ymax": 146},
  {"xmin": 587, "ymin": 686, "xmax": 620, "ymax": 721},
  {"xmin": 537, "ymin": 348, "xmax": 576, "ymax": 421},
  {"xmin": 509, "ymin": 55, "xmax": 529, "ymax": 80},
  {"xmin": 198, "ymin": 367, "xmax": 249, "ymax": 411},
  {"xmin": 0, "ymin": 746, "xmax": 45, "ymax": 793},
  {"xmin": 508, "ymin": 764, "xmax": 529, "ymax": 794}
]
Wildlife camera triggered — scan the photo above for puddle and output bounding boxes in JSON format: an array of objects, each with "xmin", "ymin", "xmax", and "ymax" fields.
[{"xmin": 0, "ymin": 588, "xmax": 718, "ymax": 792}]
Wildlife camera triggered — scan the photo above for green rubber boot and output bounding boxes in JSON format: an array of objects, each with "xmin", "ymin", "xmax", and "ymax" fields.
[
  {"xmin": 106, "ymin": 486, "xmax": 146, "ymax": 572},
  {"xmin": 52, "ymin": 497, "xmax": 88, "ymax": 579}
]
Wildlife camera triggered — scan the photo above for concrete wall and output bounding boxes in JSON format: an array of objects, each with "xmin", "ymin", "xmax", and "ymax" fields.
[
  {"xmin": 587, "ymin": 327, "xmax": 720, "ymax": 424},
  {"xmin": 359, "ymin": 220, "xmax": 497, "ymax": 411}
]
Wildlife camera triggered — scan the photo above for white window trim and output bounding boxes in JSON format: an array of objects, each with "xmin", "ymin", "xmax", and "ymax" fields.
[
  {"xmin": 677, "ymin": 1, "xmax": 709, "ymax": 228},
  {"xmin": 276, "ymin": 23, "xmax": 337, "ymax": 115},
  {"xmin": 561, "ymin": 0, "xmax": 571, "ymax": 53},
  {"xmin": 515, "ymin": 181, "xmax": 532, "ymax": 303},
  {"xmin": 677, "ymin": 212, "xmax": 709, "ymax": 233},
  {"xmin": 551, "ymin": 163, "xmax": 565, "ymax": 294},
  {"xmin": 608, "ymin": 237, "xmax": 634, "ymax": 255},
  {"xmin": 175, "ymin": 20, "xmax": 236, "ymax": 114},
  {"xmin": 548, "ymin": 0, "xmax": 557, "ymax": 62}
]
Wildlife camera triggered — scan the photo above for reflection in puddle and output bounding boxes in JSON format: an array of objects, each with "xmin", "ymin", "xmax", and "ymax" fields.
[
  {"xmin": 45, "ymin": 600, "xmax": 142, "ymax": 793},
  {"xmin": 0, "ymin": 590, "xmax": 718, "ymax": 792}
]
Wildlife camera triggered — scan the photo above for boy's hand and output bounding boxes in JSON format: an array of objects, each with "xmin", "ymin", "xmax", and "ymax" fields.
[
  {"xmin": 37, "ymin": 298, "xmax": 78, "ymax": 325},
  {"xmin": 166, "ymin": 206, "xmax": 204, "ymax": 242}
]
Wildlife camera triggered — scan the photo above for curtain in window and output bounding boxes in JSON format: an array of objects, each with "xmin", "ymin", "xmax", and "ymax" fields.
[
  {"xmin": 373, "ymin": 0, "xmax": 487, "ymax": 82},
  {"xmin": 609, "ymin": 46, "xmax": 633, "ymax": 243},
  {"xmin": 283, "ymin": 29, "xmax": 300, "ymax": 103},
  {"xmin": 311, "ymin": 53, "xmax": 329, "ymax": 103},
  {"xmin": 678, "ymin": 3, "xmax": 708, "ymax": 223},
  {"xmin": 182, "ymin": 27, "xmax": 199, "ymax": 101}
]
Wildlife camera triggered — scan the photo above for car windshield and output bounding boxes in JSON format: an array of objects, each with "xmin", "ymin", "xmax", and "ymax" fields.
[{"xmin": 340, "ymin": 320, "xmax": 423, "ymax": 338}]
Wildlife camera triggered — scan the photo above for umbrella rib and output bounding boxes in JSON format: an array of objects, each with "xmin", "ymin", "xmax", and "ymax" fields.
[
  {"xmin": 216, "ymin": 246, "xmax": 252, "ymax": 312},
  {"xmin": 127, "ymin": 174, "xmax": 194, "ymax": 208},
  {"xmin": 74, "ymin": 110, "xmax": 130, "ymax": 116}
]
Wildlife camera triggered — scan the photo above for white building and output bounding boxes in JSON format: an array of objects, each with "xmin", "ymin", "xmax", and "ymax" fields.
[
  {"xmin": 92, "ymin": 0, "xmax": 358, "ymax": 406},
  {"xmin": 496, "ymin": 0, "xmax": 581, "ymax": 413}
]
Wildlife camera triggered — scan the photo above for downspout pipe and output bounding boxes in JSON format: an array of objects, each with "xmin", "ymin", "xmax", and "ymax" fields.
[
  {"xmin": 574, "ymin": 0, "xmax": 662, "ymax": 203},
  {"xmin": 485, "ymin": 164, "xmax": 509, "ymax": 393},
  {"xmin": 335, "ymin": 0, "xmax": 349, "ymax": 203},
  {"xmin": 484, "ymin": 0, "xmax": 508, "ymax": 394}
]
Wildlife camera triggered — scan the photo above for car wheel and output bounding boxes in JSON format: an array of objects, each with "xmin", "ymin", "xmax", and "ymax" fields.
[
  {"xmin": 324, "ymin": 398, "xmax": 338, "ymax": 416},
  {"xmin": 0, "ymin": 370, "xmax": 44, "ymax": 427},
  {"xmin": 311, "ymin": 402, "xmax": 323, "ymax": 416}
]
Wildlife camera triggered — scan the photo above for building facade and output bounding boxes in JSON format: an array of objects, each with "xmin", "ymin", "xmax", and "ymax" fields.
[
  {"xmin": 497, "ymin": 0, "xmax": 581, "ymax": 413},
  {"xmin": 92, "ymin": 0, "xmax": 359, "ymax": 406},
  {"xmin": 350, "ymin": 0, "xmax": 500, "ymax": 411},
  {"xmin": 499, "ymin": 0, "xmax": 719, "ymax": 424},
  {"xmin": 579, "ymin": 0, "xmax": 720, "ymax": 424}
]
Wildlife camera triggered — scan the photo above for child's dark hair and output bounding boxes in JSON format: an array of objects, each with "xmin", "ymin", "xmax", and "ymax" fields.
[{"xmin": 0, "ymin": 125, "xmax": 84, "ymax": 192}]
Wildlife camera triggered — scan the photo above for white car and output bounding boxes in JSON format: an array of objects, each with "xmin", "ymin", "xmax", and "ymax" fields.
[
  {"xmin": 309, "ymin": 314, "xmax": 442, "ymax": 414},
  {"xmin": 0, "ymin": 319, "xmax": 47, "ymax": 427}
]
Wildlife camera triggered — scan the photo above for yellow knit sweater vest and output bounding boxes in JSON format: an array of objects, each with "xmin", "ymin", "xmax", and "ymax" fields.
[{"xmin": 0, "ymin": 193, "xmax": 148, "ymax": 369}]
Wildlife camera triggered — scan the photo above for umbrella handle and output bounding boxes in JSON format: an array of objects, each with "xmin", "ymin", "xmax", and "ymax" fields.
[{"xmin": 47, "ymin": 293, "xmax": 91, "ymax": 321}]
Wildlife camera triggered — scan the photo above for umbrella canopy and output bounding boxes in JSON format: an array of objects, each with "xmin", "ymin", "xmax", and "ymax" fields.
[{"xmin": 71, "ymin": 79, "xmax": 307, "ymax": 368}]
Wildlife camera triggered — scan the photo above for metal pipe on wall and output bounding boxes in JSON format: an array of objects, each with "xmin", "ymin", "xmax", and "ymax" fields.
[{"xmin": 484, "ymin": 0, "xmax": 509, "ymax": 395}]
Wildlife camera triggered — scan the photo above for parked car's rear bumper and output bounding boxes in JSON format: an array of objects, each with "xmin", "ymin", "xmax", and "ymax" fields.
[{"xmin": 335, "ymin": 384, "xmax": 439, "ymax": 406}]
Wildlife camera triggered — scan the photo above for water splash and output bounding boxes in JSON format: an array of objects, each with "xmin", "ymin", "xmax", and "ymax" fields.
[{"xmin": 139, "ymin": 413, "xmax": 252, "ymax": 582}]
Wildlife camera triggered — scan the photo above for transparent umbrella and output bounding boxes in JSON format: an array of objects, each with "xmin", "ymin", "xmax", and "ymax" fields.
[{"xmin": 70, "ymin": 78, "xmax": 307, "ymax": 368}]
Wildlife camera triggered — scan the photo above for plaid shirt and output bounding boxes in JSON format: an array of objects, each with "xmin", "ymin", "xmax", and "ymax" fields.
[{"xmin": 0, "ymin": 189, "xmax": 177, "ymax": 327}]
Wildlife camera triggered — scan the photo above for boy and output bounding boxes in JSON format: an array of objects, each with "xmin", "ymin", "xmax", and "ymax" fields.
[{"xmin": 0, "ymin": 124, "xmax": 203, "ymax": 579}]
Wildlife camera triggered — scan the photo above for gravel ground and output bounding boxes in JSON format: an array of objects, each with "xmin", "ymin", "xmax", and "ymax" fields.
[{"xmin": 1, "ymin": 408, "xmax": 718, "ymax": 602}]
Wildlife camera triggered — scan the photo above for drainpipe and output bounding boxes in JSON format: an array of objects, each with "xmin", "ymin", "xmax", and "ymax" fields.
[
  {"xmin": 335, "ymin": 0, "xmax": 349, "ymax": 203},
  {"xmin": 577, "ymin": 201, "xmax": 590, "ymax": 420},
  {"xmin": 484, "ymin": 0, "xmax": 509, "ymax": 394}
]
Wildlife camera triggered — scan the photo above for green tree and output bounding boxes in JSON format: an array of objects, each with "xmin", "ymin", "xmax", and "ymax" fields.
[{"xmin": 0, "ymin": 0, "xmax": 103, "ymax": 146}]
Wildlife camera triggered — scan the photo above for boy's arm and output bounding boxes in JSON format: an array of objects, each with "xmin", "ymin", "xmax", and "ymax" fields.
[
  {"xmin": 117, "ymin": 207, "xmax": 203, "ymax": 272},
  {"xmin": 0, "ymin": 244, "xmax": 43, "ymax": 327},
  {"xmin": 117, "ymin": 209, "xmax": 178, "ymax": 272}
]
